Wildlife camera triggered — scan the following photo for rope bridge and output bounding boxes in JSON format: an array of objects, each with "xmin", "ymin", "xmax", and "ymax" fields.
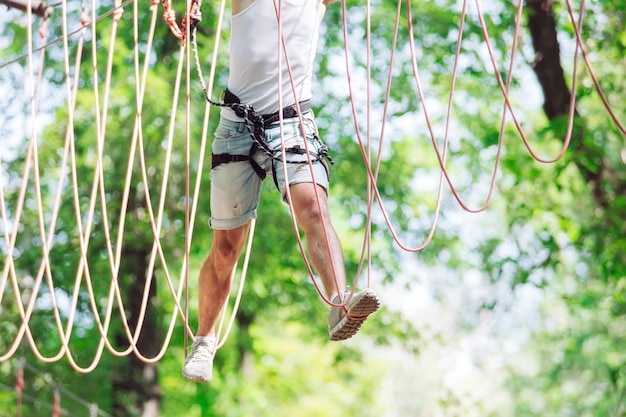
[{"xmin": 0, "ymin": 0, "xmax": 623, "ymax": 375}]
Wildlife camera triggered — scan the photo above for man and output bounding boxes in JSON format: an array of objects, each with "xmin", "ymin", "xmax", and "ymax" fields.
[{"xmin": 182, "ymin": 0, "xmax": 380, "ymax": 383}]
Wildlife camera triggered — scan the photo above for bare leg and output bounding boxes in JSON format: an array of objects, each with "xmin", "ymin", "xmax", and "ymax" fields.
[
  {"xmin": 196, "ymin": 223, "xmax": 250, "ymax": 338},
  {"xmin": 289, "ymin": 183, "xmax": 347, "ymax": 298}
]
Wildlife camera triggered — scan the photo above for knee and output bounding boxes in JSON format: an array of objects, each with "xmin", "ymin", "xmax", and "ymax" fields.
[
  {"xmin": 297, "ymin": 200, "xmax": 330, "ymax": 232},
  {"xmin": 290, "ymin": 184, "xmax": 331, "ymax": 230},
  {"xmin": 210, "ymin": 244, "xmax": 240, "ymax": 269},
  {"xmin": 302, "ymin": 203, "xmax": 324, "ymax": 221},
  {"xmin": 208, "ymin": 232, "xmax": 246, "ymax": 270}
]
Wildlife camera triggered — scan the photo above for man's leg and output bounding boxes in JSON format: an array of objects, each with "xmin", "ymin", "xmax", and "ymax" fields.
[
  {"xmin": 289, "ymin": 183, "xmax": 346, "ymax": 298},
  {"xmin": 289, "ymin": 183, "xmax": 380, "ymax": 341},
  {"xmin": 183, "ymin": 224, "xmax": 250, "ymax": 382},
  {"xmin": 197, "ymin": 224, "xmax": 251, "ymax": 337}
]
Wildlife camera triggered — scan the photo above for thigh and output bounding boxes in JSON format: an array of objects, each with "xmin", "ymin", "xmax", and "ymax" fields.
[
  {"xmin": 210, "ymin": 119, "xmax": 264, "ymax": 230},
  {"xmin": 266, "ymin": 113, "xmax": 330, "ymax": 200}
]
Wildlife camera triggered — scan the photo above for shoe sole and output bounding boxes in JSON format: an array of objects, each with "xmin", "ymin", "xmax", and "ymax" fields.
[
  {"xmin": 329, "ymin": 291, "xmax": 380, "ymax": 341},
  {"xmin": 182, "ymin": 370, "xmax": 212, "ymax": 383}
]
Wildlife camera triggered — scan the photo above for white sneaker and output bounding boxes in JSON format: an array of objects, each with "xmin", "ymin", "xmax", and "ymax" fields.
[
  {"xmin": 328, "ymin": 288, "xmax": 380, "ymax": 341},
  {"xmin": 182, "ymin": 337, "xmax": 216, "ymax": 382}
]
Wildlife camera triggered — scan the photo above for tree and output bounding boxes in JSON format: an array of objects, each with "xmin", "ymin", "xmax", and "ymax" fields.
[
  {"xmin": 503, "ymin": 1, "xmax": 626, "ymax": 415},
  {"xmin": 3, "ymin": 0, "xmax": 625, "ymax": 415}
]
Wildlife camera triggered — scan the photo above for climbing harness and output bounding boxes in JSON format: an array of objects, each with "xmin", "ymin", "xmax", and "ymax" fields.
[{"xmin": 187, "ymin": 7, "xmax": 334, "ymax": 181}]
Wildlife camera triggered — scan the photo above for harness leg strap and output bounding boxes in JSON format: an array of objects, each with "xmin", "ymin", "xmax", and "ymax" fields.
[
  {"xmin": 211, "ymin": 153, "xmax": 249, "ymax": 168},
  {"xmin": 211, "ymin": 150, "xmax": 267, "ymax": 180}
]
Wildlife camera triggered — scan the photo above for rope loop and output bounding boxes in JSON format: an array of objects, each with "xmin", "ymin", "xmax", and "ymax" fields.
[
  {"xmin": 80, "ymin": 9, "xmax": 91, "ymax": 27},
  {"xmin": 162, "ymin": 7, "xmax": 183, "ymax": 40},
  {"xmin": 161, "ymin": 0, "xmax": 202, "ymax": 45},
  {"xmin": 112, "ymin": 0, "xmax": 124, "ymax": 21}
]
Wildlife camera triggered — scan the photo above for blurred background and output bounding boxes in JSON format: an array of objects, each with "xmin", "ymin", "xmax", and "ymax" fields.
[{"xmin": 1, "ymin": 0, "xmax": 625, "ymax": 415}]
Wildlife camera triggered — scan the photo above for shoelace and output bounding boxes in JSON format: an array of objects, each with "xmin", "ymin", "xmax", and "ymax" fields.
[{"xmin": 189, "ymin": 341, "xmax": 215, "ymax": 361}]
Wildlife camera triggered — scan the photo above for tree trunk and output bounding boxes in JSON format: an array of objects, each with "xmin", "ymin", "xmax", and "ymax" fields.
[
  {"xmin": 525, "ymin": 0, "xmax": 613, "ymax": 206},
  {"xmin": 526, "ymin": 0, "xmax": 626, "ymax": 281},
  {"xmin": 525, "ymin": 0, "xmax": 572, "ymax": 120}
]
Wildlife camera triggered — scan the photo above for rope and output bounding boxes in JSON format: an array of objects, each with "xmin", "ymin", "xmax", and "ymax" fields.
[
  {"xmin": 1, "ymin": 0, "xmax": 625, "ymax": 371},
  {"xmin": 336, "ymin": 0, "xmax": 621, "ymax": 256},
  {"xmin": 0, "ymin": 0, "xmax": 201, "ymax": 370},
  {"xmin": 0, "ymin": 0, "xmax": 134, "ymax": 70},
  {"xmin": 339, "ymin": 0, "xmax": 446, "ymax": 255},
  {"xmin": 563, "ymin": 0, "xmax": 625, "ymax": 135}
]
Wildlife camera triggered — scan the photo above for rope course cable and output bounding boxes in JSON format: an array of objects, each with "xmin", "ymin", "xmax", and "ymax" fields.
[
  {"xmin": 0, "ymin": 0, "xmax": 624, "ymax": 378},
  {"xmin": 0, "ymin": 0, "xmax": 202, "ymax": 371},
  {"xmin": 0, "ymin": 358, "xmax": 111, "ymax": 417},
  {"xmin": 340, "ymin": 0, "xmax": 624, "ymax": 256}
]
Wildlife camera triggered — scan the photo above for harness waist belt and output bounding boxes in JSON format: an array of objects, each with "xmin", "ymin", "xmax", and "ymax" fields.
[{"xmin": 223, "ymin": 89, "xmax": 311, "ymax": 125}]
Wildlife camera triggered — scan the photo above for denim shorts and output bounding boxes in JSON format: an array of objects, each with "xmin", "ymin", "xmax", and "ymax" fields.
[{"xmin": 209, "ymin": 112, "xmax": 330, "ymax": 230}]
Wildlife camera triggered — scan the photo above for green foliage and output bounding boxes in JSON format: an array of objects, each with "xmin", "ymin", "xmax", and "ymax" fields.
[
  {"xmin": 163, "ymin": 321, "xmax": 387, "ymax": 417},
  {"xmin": 2, "ymin": 0, "xmax": 626, "ymax": 416},
  {"xmin": 481, "ymin": 1, "xmax": 626, "ymax": 414}
]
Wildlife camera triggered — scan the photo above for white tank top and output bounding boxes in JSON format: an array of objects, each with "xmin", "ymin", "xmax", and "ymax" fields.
[{"xmin": 222, "ymin": 0, "xmax": 323, "ymax": 120}]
